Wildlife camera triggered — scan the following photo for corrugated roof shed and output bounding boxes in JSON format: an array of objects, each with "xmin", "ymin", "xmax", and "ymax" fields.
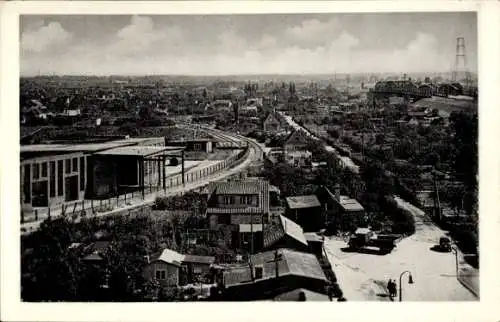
[
  {"xmin": 286, "ymin": 195, "xmax": 321, "ymax": 209},
  {"xmin": 223, "ymin": 248, "xmax": 326, "ymax": 287}
]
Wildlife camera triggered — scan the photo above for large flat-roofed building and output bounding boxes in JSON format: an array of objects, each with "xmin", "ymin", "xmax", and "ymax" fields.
[{"xmin": 20, "ymin": 137, "xmax": 183, "ymax": 214}]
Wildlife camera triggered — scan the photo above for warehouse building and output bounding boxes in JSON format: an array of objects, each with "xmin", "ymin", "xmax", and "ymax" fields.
[{"xmin": 20, "ymin": 137, "xmax": 184, "ymax": 214}]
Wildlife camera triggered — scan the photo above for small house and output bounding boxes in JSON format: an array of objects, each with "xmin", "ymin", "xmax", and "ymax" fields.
[
  {"xmin": 285, "ymin": 195, "xmax": 322, "ymax": 232},
  {"xmin": 316, "ymin": 186, "xmax": 365, "ymax": 232},
  {"xmin": 220, "ymin": 248, "xmax": 329, "ymax": 301},
  {"xmin": 143, "ymin": 248, "xmax": 216, "ymax": 287}
]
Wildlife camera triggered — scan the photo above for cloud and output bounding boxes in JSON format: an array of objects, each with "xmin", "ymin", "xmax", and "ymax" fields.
[
  {"xmin": 284, "ymin": 18, "xmax": 342, "ymax": 48},
  {"xmin": 21, "ymin": 22, "xmax": 72, "ymax": 53},
  {"xmin": 107, "ymin": 15, "xmax": 183, "ymax": 58},
  {"xmin": 20, "ymin": 16, "xmax": 453, "ymax": 76}
]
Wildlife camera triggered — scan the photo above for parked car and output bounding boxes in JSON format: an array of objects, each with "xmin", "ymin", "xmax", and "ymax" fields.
[{"xmin": 438, "ymin": 236, "xmax": 452, "ymax": 252}]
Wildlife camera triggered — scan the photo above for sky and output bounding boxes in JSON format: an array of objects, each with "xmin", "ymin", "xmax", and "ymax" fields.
[{"xmin": 20, "ymin": 13, "xmax": 477, "ymax": 76}]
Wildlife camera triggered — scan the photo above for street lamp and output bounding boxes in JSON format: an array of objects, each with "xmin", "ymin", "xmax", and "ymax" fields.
[{"xmin": 399, "ymin": 270, "xmax": 414, "ymax": 302}]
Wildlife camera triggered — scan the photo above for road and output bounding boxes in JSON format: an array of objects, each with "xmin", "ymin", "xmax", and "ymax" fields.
[
  {"xmin": 280, "ymin": 112, "xmax": 479, "ymax": 300},
  {"xmin": 21, "ymin": 127, "xmax": 264, "ymax": 234},
  {"xmin": 323, "ymin": 197, "xmax": 478, "ymax": 301}
]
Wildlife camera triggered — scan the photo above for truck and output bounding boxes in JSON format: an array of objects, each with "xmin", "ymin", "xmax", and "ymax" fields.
[{"xmin": 347, "ymin": 228, "xmax": 401, "ymax": 253}]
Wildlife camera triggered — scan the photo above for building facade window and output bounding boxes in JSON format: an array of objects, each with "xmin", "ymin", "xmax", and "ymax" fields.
[
  {"xmin": 155, "ymin": 270, "xmax": 166, "ymax": 280},
  {"xmin": 65, "ymin": 159, "xmax": 71, "ymax": 174},
  {"xmin": 23, "ymin": 164, "xmax": 31, "ymax": 203},
  {"xmin": 58, "ymin": 160, "xmax": 64, "ymax": 196},
  {"xmin": 79, "ymin": 157, "xmax": 85, "ymax": 191},
  {"xmin": 254, "ymin": 266, "xmax": 263, "ymax": 279},
  {"xmin": 50, "ymin": 161, "xmax": 56, "ymax": 198},
  {"xmin": 33, "ymin": 163, "xmax": 40, "ymax": 180},
  {"xmin": 41, "ymin": 162, "xmax": 48, "ymax": 178},
  {"xmin": 72, "ymin": 157, "xmax": 78, "ymax": 172}
]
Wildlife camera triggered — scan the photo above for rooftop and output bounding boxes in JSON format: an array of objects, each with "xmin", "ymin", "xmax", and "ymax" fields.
[
  {"xmin": 263, "ymin": 215, "xmax": 308, "ymax": 248},
  {"xmin": 274, "ymin": 288, "xmax": 330, "ymax": 301},
  {"xmin": 304, "ymin": 232, "xmax": 324, "ymax": 243},
  {"xmin": 338, "ymin": 195, "xmax": 364, "ymax": 212},
  {"xmin": 95, "ymin": 146, "xmax": 182, "ymax": 157},
  {"xmin": 411, "ymin": 96, "xmax": 477, "ymax": 114},
  {"xmin": 286, "ymin": 195, "xmax": 321, "ymax": 209},
  {"xmin": 151, "ymin": 248, "xmax": 215, "ymax": 266},
  {"xmin": 223, "ymin": 248, "xmax": 327, "ymax": 287},
  {"xmin": 209, "ymin": 180, "xmax": 268, "ymax": 195},
  {"xmin": 21, "ymin": 137, "xmax": 167, "ymax": 155}
]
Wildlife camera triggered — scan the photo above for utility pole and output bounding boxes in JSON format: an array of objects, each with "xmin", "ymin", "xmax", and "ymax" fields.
[
  {"xmin": 267, "ymin": 249, "xmax": 283, "ymax": 278},
  {"xmin": 250, "ymin": 212, "xmax": 254, "ymax": 254}
]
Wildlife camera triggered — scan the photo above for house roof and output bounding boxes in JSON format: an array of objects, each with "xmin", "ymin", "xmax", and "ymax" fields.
[
  {"xmin": 323, "ymin": 187, "xmax": 364, "ymax": 212},
  {"xmin": 280, "ymin": 215, "xmax": 308, "ymax": 246},
  {"xmin": 83, "ymin": 253, "xmax": 104, "ymax": 261},
  {"xmin": 274, "ymin": 288, "xmax": 330, "ymax": 301},
  {"xmin": 211, "ymin": 180, "xmax": 263, "ymax": 195},
  {"xmin": 338, "ymin": 196, "xmax": 364, "ymax": 212},
  {"xmin": 151, "ymin": 248, "xmax": 215, "ymax": 266},
  {"xmin": 153, "ymin": 248, "xmax": 185, "ymax": 267},
  {"xmin": 206, "ymin": 180, "xmax": 270, "ymax": 214},
  {"xmin": 284, "ymin": 129, "xmax": 310, "ymax": 148},
  {"xmin": 223, "ymin": 248, "xmax": 327, "ymax": 287},
  {"xmin": 304, "ymin": 232, "xmax": 324, "ymax": 243},
  {"xmin": 183, "ymin": 254, "xmax": 215, "ymax": 265},
  {"xmin": 286, "ymin": 195, "xmax": 321, "ymax": 209},
  {"xmin": 410, "ymin": 96, "xmax": 477, "ymax": 114},
  {"xmin": 355, "ymin": 228, "xmax": 372, "ymax": 235},
  {"xmin": 263, "ymin": 215, "xmax": 308, "ymax": 248}
]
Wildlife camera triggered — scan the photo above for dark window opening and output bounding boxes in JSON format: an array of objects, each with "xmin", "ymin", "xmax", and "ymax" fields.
[
  {"xmin": 41, "ymin": 162, "xmax": 48, "ymax": 177},
  {"xmin": 72, "ymin": 158, "xmax": 78, "ymax": 172},
  {"xmin": 57, "ymin": 160, "xmax": 64, "ymax": 196},
  {"xmin": 65, "ymin": 175, "xmax": 79, "ymax": 202},
  {"xmin": 32, "ymin": 181, "xmax": 48, "ymax": 207},
  {"xmin": 79, "ymin": 157, "xmax": 85, "ymax": 191},
  {"xmin": 217, "ymin": 214, "xmax": 231, "ymax": 225},
  {"xmin": 49, "ymin": 161, "xmax": 56, "ymax": 198},
  {"xmin": 33, "ymin": 163, "xmax": 40, "ymax": 180},
  {"xmin": 254, "ymin": 266, "xmax": 263, "ymax": 279},
  {"xmin": 23, "ymin": 164, "xmax": 31, "ymax": 203},
  {"xmin": 65, "ymin": 159, "xmax": 71, "ymax": 174}
]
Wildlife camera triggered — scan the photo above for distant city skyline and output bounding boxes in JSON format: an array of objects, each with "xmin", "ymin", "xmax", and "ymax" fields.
[{"xmin": 20, "ymin": 13, "xmax": 477, "ymax": 76}]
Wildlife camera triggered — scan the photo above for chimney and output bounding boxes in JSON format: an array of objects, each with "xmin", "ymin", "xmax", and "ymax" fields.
[
  {"xmin": 334, "ymin": 184, "xmax": 340, "ymax": 202},
  {"xmin": 144, "ymin": 255, "xmax": 150, "ymax": 264}
]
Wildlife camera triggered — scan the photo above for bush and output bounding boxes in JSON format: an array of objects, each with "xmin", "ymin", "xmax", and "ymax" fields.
[{"xmin": 450, "ymin": 225, "xmax": 478, "ymax": 255}]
